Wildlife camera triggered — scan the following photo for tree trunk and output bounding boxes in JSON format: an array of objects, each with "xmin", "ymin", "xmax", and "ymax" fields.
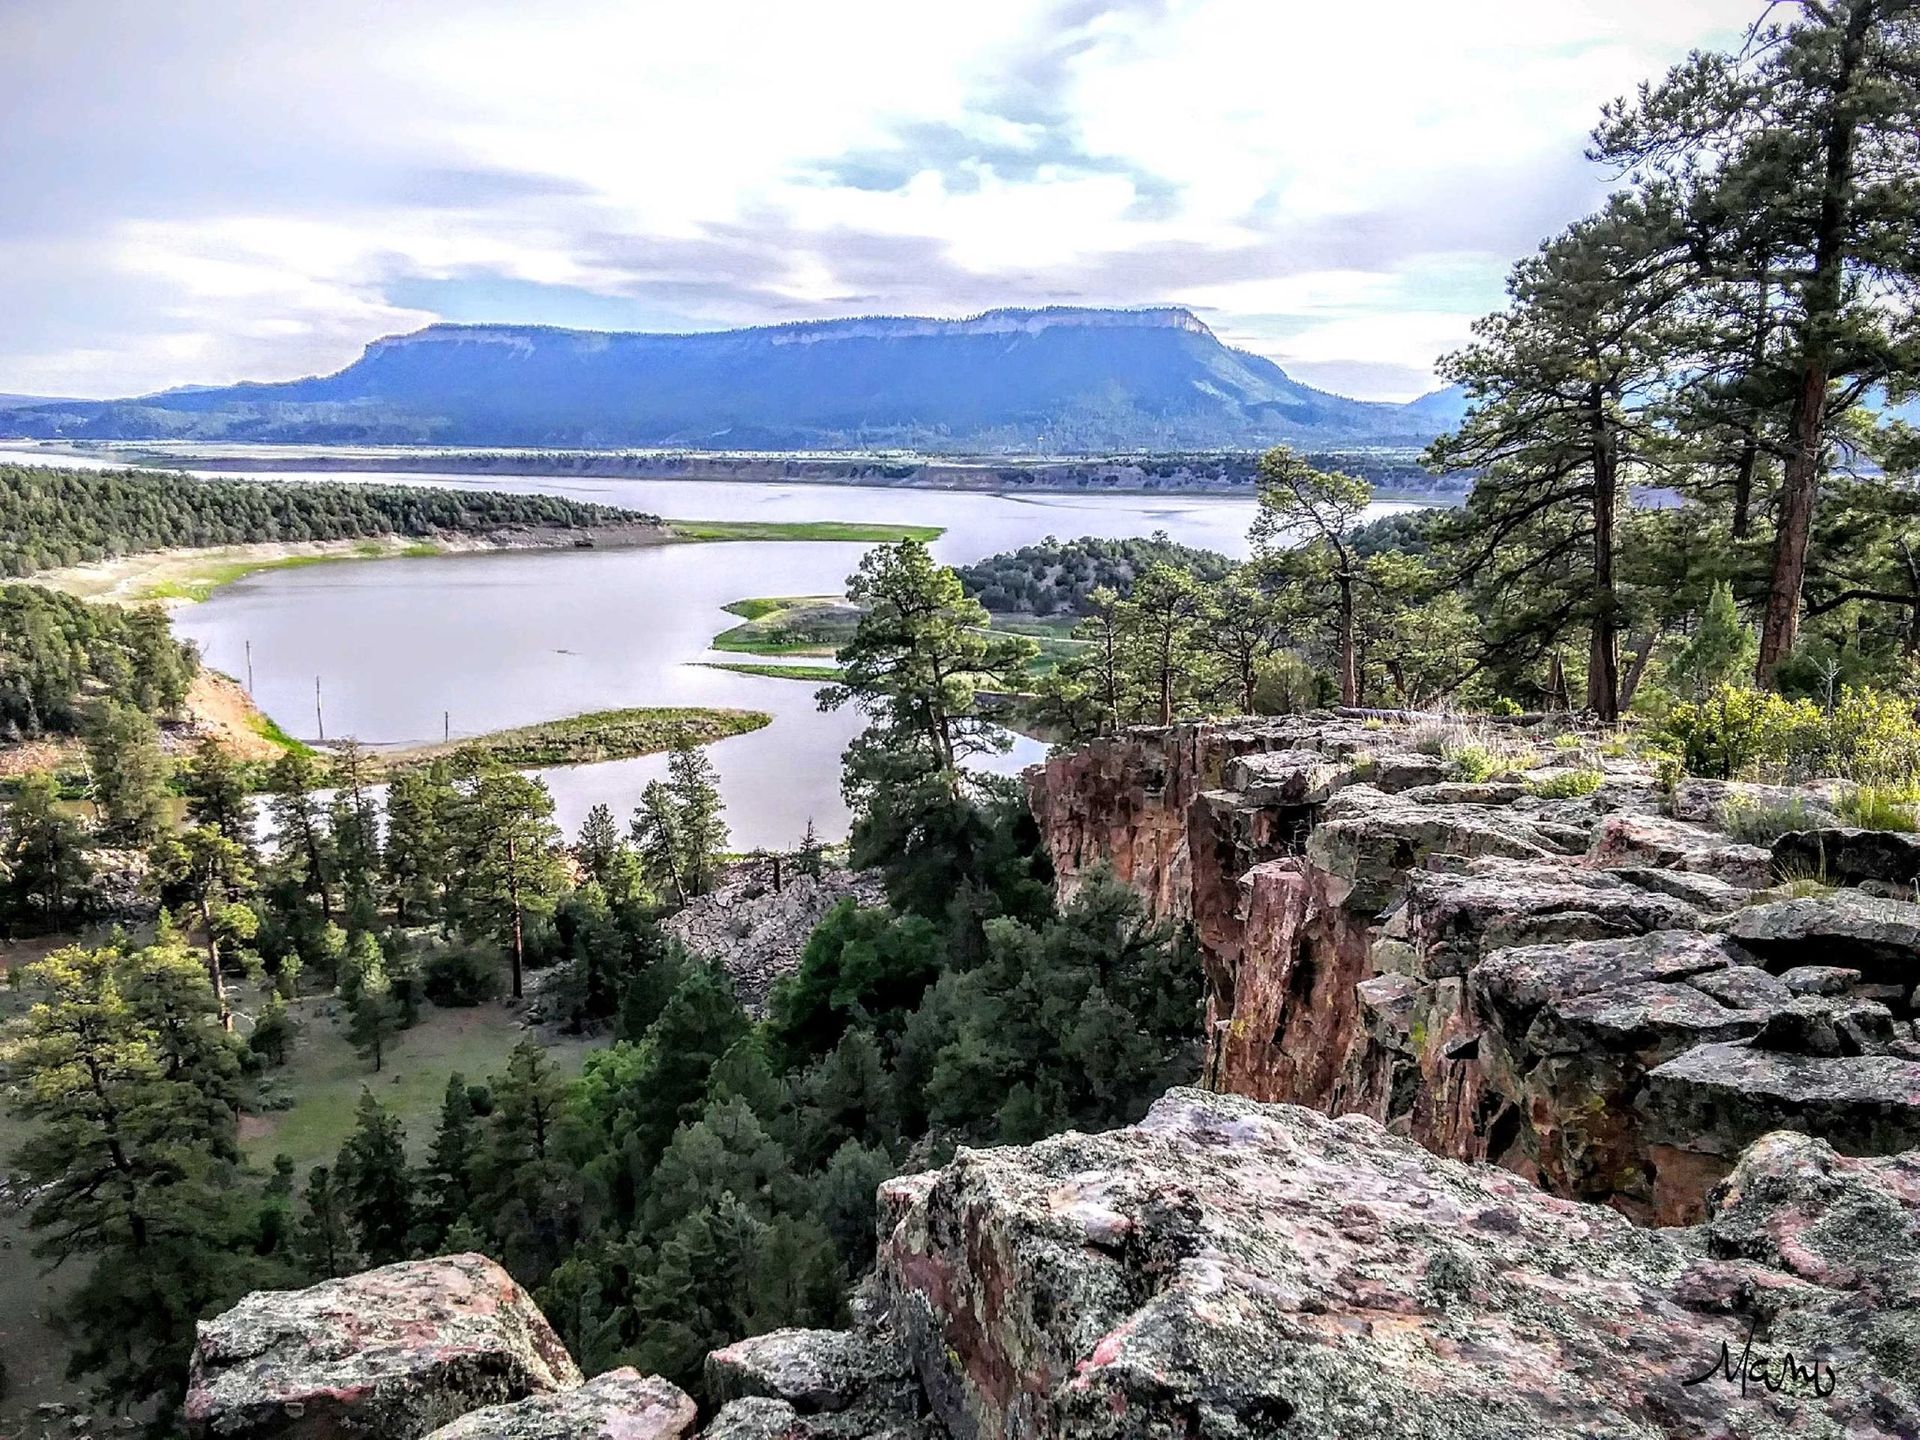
[
  {"xmin": 1757, "ymin": 1, "xmax": 1870, "ymax": 683},
  {"xmin": 1586, "ymin": 391, "xmax": 1621, "ymax": 721},
  {"xmin": 200, "ymin": 892, "xmax": 232, "ymax": 1031},
  {"xmin": 506, "ymin": 832, "xmax": 524, "ymax": 1000},
  {"xmin": 1618, "ymin": 628, "xmax": 1661, "ymax": 712},
  {"xmin": 1336, "ymin": 571, "xmax": 1358, "ymax": 707},
  {"xmin": 1759, "ymin": 363, "xmax": 1830, "ymax": 682}
]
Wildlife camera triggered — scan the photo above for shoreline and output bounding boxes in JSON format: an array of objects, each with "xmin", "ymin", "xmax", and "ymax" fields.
[
  {"xmin": 1, "ymin": 440, "xmax": 1462, "ymax": 506},
  {"xmin": 22, "ymin": 519, "xmax": 944, "ymax": 607}
]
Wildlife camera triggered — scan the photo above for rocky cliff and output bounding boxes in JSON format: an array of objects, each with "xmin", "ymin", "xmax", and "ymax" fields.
[
  {"xmin": 181, "ymin": 714, "xmax": 1920, "ymax": 1437},
  {"xmin": 1026, "ymin": 715, "xmax": 1920, "ymax": 1224},
  {"xmin": 187, "ymin": 1090, "xmax": 1919, "ymax": 1438}
]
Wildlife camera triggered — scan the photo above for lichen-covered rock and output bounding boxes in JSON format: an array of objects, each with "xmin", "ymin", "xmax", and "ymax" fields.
[
  {"xmin": 1726, "ymin": 890, "xmax": 1920, "ymax": 978},
  {"xmin": 422, "ymin": 1369, "xmax": 694, "ymax": 1440},
  {"xmin": 185, "ymin": 1254, "xmax": 583, "ymax": 1439},
  {"xmin": 1587, "ymin": 814, "xmax": 1773, "ymax": 888},
  {"xmin": 880, "ymin": 1089, "xmax": 1919, "ymax": 1439},
  {"xmin": 700, "ymin": 1396, "xmax": 934, "ymax": 1440},
  {"xmin": 704, "ymin": 1328, "xmax": 913, "ymax": 1415}
]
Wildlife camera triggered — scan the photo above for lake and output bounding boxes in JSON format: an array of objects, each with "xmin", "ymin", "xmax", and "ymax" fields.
[{"xmin": 131, "ymin": 462, "xmax": 1420, "ymax": 848}]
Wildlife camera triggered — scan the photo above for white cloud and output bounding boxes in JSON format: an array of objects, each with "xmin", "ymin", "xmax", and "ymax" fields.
[{"xmin": 0, "ymin": 0, "xmax": 1753, "ymax": 400}]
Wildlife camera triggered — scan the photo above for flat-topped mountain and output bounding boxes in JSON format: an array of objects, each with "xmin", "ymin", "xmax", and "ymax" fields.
[{"xmin": 0, "ymin": 306, "xmax": 1457, "ymax": 453}]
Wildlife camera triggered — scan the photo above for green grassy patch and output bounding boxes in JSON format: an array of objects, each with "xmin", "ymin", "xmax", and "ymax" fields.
[
  {"xmin": 699, "ymin": 661, "xmax": 847, "ymax": 683},
  {"xmin": 375, "ymin": 705, "xmax": 771, "ymax": 776},
  {"xmin": 140, "ymin": 542, "xmax": 431, "ymax": 603},
  {"xmin": 669, "ymin": 519, "xmax": 942, "ymax": 544},
  {"xmin": 712, "ymin": 595, "xmax": 863, "ymax": 656},
  {"xmin": 242, "ymin": 992, "xmax": 601, "ymax": 1173}
]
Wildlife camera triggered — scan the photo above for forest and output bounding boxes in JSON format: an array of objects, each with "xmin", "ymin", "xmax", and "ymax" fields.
[
  {"xmin": 2, "ymin": 3, "xmax": 1920, "ymax": 1431},
  {"xmin": 0, "ymin": 463, "xmax": 655, "ymax": 577},
  {"xmin": 0, "ymin": 583, "xmax": 198, "ymax": 737}
]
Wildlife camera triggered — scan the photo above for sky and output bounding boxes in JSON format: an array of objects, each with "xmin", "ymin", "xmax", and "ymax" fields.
[{"xmin": 1, "ymin": 0, "xmax": 1753, "ymax": 404}]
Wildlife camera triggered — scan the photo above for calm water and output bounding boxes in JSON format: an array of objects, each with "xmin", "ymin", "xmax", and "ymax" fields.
[{"xmin": 36, "ymin": 453, "xmax": 1417, "ymax": 849}]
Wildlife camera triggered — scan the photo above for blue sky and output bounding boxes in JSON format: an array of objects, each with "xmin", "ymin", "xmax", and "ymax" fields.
[{"xmin": 0, "ymin": 0, "xmax": 1750, "ymax": 402}]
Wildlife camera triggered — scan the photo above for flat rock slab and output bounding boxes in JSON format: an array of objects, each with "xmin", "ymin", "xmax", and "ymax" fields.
[
  {"xmin": 1725, "ymin": 891, "xmax": 1920, "ymax": 991},
  {"xmin": 186, "ymin": 1254, "xmax": 583, "ymax": 1440},
  {"xmin": 879, "ymin": 1088, "xmax": 1918, "ymax": 1439},
  {"xmin": 423, "ymin": 1369, "xmax": 694, "ymax": 1440},
  {"xmin": 1645, "ymin": 1041, "xmax": 1920, "ymax": 1158}
]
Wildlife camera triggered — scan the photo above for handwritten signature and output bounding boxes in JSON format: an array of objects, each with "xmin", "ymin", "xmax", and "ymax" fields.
[{"xmin": 1681, "ymin": 1318, "xmax": 1837, "ymax": 1401}]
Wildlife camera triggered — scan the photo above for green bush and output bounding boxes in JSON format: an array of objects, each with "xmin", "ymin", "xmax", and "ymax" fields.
[
  {"xmin": 1450, "ymin": 744, "xmax": 1501, "ymax": 783},
  {"xmin": 1528, "ymin": 767, "xmax": 1604, "ymax": 799},
  {"xmin": 422, "ymin": 943, "xmax": 503, "ymax": 1007},
  {"xmin": 1655, "ymin": 686, "xmax": 1813, "ymax": 780}
]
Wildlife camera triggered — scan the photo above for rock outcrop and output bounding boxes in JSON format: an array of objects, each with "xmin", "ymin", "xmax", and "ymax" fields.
[
  {"xmin": 190, "ymin": 1095, "xmax": 1920, "ymax": 1438},
  {"xmin": 879, "ymin": 1088, "xmax": 1915, "ymax": 1438},
  {"xmin": 184, "ymin": 1254, "xmax": 583, "ymax": 1438},
  {"xmin": 664, "ymin": 865, "xmax": 887, "ymax": 1016},
  {"xmin": 1027, "ymin": 716, "xmax": 1920, "ymax": 1222}
]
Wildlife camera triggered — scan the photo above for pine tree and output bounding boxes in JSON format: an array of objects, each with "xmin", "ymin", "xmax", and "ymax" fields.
[
  {"xmin": 266, "ymin": 748, "xmax": 336, "ymax": 937},
  {"xmin": 1251, "ymin": 449, "xmax": 1377, "ymax": 706},
  {"xmin": 86, "ymin": 700, "xmax": 171, "ymax": 843},
  {"xmin": 792, "ymin": 817, "xmax": 825, "ymax": 879},
  {"xmin": 452, "ymin": 769, "xmax": 564, "ymax": 1000},
  {"xmin": 296, "ymin": 1165, "xmax": 360, "ymax": 1278},
  {"xmin": 383, "ymin": 766, "xmax": 449, "ymax": 925},
  {"xmin": 181, "ymin": 739, "xmax": 255, "ymax": 856},
  {"xmin": 632, "ymin": 780, "xmax": 688, "ymax": 907},
  {"xmin": 420, "ymin": 1074, "xmax": 479, "ymax": 1247},
  {"xmin": 0, "ymin": 938, "xmax": 265, "ymax": 1416},
  {"xmin": 149, "ymin": 824, "xmax": 258, "ymax": 1028},
  {"xmin": 666, "ymin": 740, "xmax": 728, "ymax": 898},
  {"xmin": 2, "ymin": 774, "xmax": 92, "ymax": 932},
  {"xmin": 345, "ymin": 944, "xmax": 400, "ymax": 1072},
  {"xmin": 335, "ymin": 1091, "xmax": 414, "ymax": 1265}
]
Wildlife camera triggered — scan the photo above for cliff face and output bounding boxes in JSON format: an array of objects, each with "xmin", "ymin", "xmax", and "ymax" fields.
[
  {"xmin": 1026, "ymin": 716, "xmax": 1920, "ymax": 1224},
  {"xmin": 188, "ymin": 1092, "xmax": 1920, "ymax": 1438}
]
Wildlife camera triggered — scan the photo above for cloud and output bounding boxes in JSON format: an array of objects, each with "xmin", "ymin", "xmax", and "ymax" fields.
[{"xmin": 0, "ymin": 0, "xmax": 1752, "ymax": 401}]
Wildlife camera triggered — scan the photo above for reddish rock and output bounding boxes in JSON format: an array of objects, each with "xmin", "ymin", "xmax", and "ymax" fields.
[
  {"xmin": 879, "ymin": 1089, "xmax": 1917, "ymax": 1439},
  {"xmin": 185, "ymin": 1254, "xmax": 583, "ymax": 1439}
]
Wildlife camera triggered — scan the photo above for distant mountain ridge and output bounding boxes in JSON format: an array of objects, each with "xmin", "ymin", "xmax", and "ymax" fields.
[{"xmin": 0, "ymin": 306, "xmax": 1464, "ymax": 453}]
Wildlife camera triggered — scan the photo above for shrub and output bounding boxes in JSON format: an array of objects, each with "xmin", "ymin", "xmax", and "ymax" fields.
[
  {"xmin": 1450, "ymin": 744, "xmax": 1501, "ymax": 783},
  {"xmin": 1719, "ymin": 794, "xmax": 1817, "ymax": 845},
  {"xmin": 422, "ymin": 943, "xmax": 503, "ymax": 1006},
  {"xmin": 1654, "ymin": 686, "xmax": 1813, "ymax": 780},
  {"xmin": 1837, "ymin": 784, "xmax": 1920, "ymax": 833},
  {"xmin": 1528, "ymin": 768, "xmax": 1604, "ymax": 799},
  {"xmin": 1551, "ymin": 732, "xmax": 1584, "ymax": 751},
  {"xmin": 1658, "ymin": 684, "xmax": 1920, "ymax": 783}
]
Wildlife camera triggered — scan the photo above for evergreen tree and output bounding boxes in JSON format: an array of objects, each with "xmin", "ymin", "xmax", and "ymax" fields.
[
  {"xmin": 822, "ymin": 540, "xmax": 1037, "ymax": 782},
  {"xmin": 0, "ymin": 938, "xmax": 269, "ymax": 1419},
  {"xmin": 125, "ymin": 604, "xmax": 195, "ymax": 716},
  {"xmin": 86, "ymin": 700, "xmax": 171, "ymax": 843},
  {"xmin": 149, "ymin": 824, "xmax": 259, "ymax": 1029},
  {"xmin": 345, "ymin": 943, "xmax": 400, "ymax": 1072},
  {"xmin": 2, "ymin": 774, "xmax": 92, "ymax": 932},
  {"xmin": 335, "ymin": 1090, "xmax": 414, "ymax": 1265},
  {"xmin": 296, "ymin": 1165, "xmax": 360, "ymax": 1279},
  {"xmin": 666, "ymin": 740, "xmax": 728, "ymax": 898},
  {"xmin": 1251, "ymin": 448, "xmax": 1376, "ymax": 706},
  {"xmin": 180, "ymin": 739, "xmax": 255, "ymax": 857},
  {"xmin": 1117, "ymin": 561, "xmax": 1214, "ymax": 725},
  {"xmin": 420, "ymin": 1074, "xmax": 479, "ymax": 1247},
  {"xmin": 632, "ymin": 780, "xmax": 689, "ymax": 907},
  {"xmin": 265, "ymin": 748, "xmax": 336, "ymax": 947},
  {"xmin": 453, "ymin": 769, "xmax": 564, "ymax": 1000},
  {"xmin": 383, "ymin": 766, "xmax": 449, "ymax": 925},
  {"xmin": 473, "ymin": 1041, "xmax": 579, "ymax": 1282}
]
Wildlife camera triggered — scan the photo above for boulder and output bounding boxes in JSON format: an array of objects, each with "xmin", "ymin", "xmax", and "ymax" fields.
[
  {"xmin": 879, "ymin": 1089, "xmax": 1918, "ymax": 1438},
  {"xmin": 1308, "ymin": 786, "xmax": 1568, "ymax": 912},
  {"xmin": 704, "ymin": 1328, "xmax": 912, "ymax": 1415},
  {"xmin": 422, "ymin": 1370, "xmax": 694, "ymax": 1440},
  {"xmin": 663, "ymin": 867, "xmax": 888, "ymax": 1017},
  {"xmin": 1772, "ymin": 825, "xmax": 1920, "ymax": 892},
  {"xmin": 185, "ymin": 1254, "xmax": 583, "ymax": 1440},
  {"xmin": 1724, "ymin": 891, "xmax": 1920, "ymax": 1007},
  {"xmin": 700, "ymin": 1397, "xmax": 932, "ymax": 1440}
]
